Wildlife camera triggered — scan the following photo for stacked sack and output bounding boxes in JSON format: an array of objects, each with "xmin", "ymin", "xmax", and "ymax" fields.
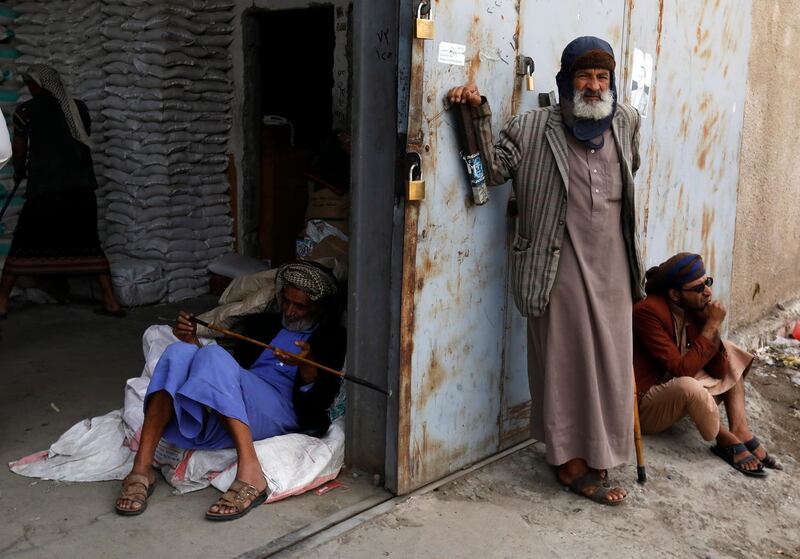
[
  {"xmin": 13, "ymin": 0, "xmax": 107, "ymax": 205},
  {"xmin": 98, "ymin": 1, "xmax": 235, "ymax": 302},
  {"xmin": 0, "ymin": 3, "xmax": 20, "ymax": 270},
  {"xmin": 10, "ymin": 0, "xmax": 236, "ymax": 304}
]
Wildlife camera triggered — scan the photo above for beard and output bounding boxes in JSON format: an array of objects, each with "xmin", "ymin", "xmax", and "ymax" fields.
[
  {"xmin": 282, "ymin": 314, "xmax": 318, "ymax": 332},
  {"xmin": 572, "ymin": 88, "xmax": 615, "ymax": 120}
]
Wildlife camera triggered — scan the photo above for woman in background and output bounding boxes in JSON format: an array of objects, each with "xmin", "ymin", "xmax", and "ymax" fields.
[{"xmin": 0, "ymin": 65, "xmax": 122, "ymax": 317}]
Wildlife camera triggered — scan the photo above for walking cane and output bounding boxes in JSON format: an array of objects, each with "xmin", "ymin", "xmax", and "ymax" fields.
[
  {"xmin": 185, "ymin": 315, "xmax": 392, "ymax": 397},
  {"xmin": 0, "ymin": 180, "xmax": 21, "ymax": 222},
  {"xmin": 633, "ymin": 378, "xmax": 647, "ymax": 483}
]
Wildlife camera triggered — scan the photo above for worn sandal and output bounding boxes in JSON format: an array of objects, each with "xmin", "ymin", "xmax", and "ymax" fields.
[
  {"xmin": 744, "ymin": 436, "xmax": 783, "ymax": 470},
  {"xmin": 565, "ymin": 470, "xmax": 627, "ymax": 506},
  {"xmin": 205, "ymin": 478, "xmax": 268, "ymax": 522},
  {"xmin": 711, "ymin": 443, "xmax": 768, "ymax": 477},
  {"xmin": 115, "ymin": 473, "xmax": 155, "ymax": 516}
]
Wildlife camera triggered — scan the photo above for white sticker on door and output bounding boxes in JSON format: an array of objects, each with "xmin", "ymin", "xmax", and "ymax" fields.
[
  {"xmin": 630, "ymin": 48, "xmax": 654, "ymax": 118},
  {"xmin": 438, "ymin": 42, "xmax": 466, "ymax": 66}
]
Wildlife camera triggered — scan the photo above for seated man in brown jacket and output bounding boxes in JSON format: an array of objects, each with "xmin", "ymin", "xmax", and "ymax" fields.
[{"xmin": 633, "ymin": 252, "xmax": 781, "ymax": 477}]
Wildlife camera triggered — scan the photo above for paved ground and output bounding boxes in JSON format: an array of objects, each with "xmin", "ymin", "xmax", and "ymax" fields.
[
  {"xmin": 0, "ymin": 299, "xmax": 388, "ymax": 559},
  {"xmin": 3, "ymin": 297, "xmax": 799, "ymax": 559},
  {"xmin": 286, "ymin": 360, "xmax": 800, "ymax": 559}
]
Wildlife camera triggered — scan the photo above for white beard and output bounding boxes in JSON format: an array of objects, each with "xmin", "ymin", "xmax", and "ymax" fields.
[
  {"xmin": 572, "ymin": 88, "xmax": 615, "ymax": 120},
  {"xmin": 282, "ymin": 315, "xmax": 318, "ymax": 332}
]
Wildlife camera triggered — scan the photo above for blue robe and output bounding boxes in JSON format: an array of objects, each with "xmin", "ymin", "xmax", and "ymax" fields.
[{"xmin": 145, "ymin": 328, "xmax": 311, "ymax": 450}]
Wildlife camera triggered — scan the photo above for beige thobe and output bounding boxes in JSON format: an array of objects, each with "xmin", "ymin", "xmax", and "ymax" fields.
[{"xmin": 527, "ymin": 128, "xmax": 634, "ymax": 469}]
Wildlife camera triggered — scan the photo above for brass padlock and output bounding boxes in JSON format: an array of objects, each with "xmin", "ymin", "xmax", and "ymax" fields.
[
  {"xmin": 415, "ymin": 1, "xmax": 434, "ymax": 40},
  {"xmin": 407, "ymin": 163, "xmax": 426, "ymax": 201},
  {"xmin": 526, "ymin": 63, "xmax": 535, "ymax": 91}
]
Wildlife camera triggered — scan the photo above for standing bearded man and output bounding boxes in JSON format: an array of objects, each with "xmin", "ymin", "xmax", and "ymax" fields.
[{"xmin": 448, "ymin": 36, "xmax": 644, "ymax": 505}]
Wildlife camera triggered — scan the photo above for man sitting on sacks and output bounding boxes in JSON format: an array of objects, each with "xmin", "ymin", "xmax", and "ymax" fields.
[
  {"xmin": 633, "ymin": 252, "xmax": 782, "ymax": 477},
  {"xmin": 115, "ymin": 260, "xmax": 346, "ymax": 520}
]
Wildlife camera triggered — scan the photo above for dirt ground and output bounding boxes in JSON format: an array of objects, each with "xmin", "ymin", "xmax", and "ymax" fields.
[{"xmin": 292, "ymin": 359, "xmax": 800, "ymax": 559}]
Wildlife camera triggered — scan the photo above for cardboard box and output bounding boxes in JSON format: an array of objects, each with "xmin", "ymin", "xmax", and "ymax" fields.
[{"xmin": 305, "ymin": 184, "xmax": 349, "ymax": 236}]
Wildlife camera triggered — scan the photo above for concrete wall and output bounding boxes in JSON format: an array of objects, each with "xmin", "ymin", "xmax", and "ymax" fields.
[{"xmin": 731, "ymin": 0, "xmax": 800, "ymax": 328}]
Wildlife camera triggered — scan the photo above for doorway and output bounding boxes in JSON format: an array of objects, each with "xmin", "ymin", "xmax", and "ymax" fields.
[{"xmin": 237, "ymin": 0, "xmax": 397, "ymax": 547}]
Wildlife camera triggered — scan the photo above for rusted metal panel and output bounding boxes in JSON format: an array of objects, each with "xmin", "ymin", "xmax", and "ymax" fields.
[
  {"xmin": 626, "ymin": 0, "xmax": 752, "ymax": 311},
  {"xmin": 398, "ymin": 0, "xmax": 753, "ymax": 493},
  {"xmin": 398, "ymin": 0, "xmax": 521, "ymax": 493}
]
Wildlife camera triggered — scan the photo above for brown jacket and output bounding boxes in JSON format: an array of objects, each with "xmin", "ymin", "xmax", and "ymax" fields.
[{"xmin": 632, "ymin": 295, "xmax": 727, "ymax": 397}]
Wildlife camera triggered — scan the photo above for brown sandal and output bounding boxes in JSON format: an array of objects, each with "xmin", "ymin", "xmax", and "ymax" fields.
[
  {"xmin": 205, "ymin": 478, "xmax": 268, "ymax": 522},
  {"xmin": 115, "ymin": 473, "xmax": 155, "ymax": 516}
]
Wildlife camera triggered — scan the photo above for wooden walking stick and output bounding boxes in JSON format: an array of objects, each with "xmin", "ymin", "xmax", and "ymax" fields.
[
  {"xmin": 187, "ymin": 316, "xmax": 392, "ymax": 397},
  {"xmin": 633, "ymin": 378, "xmax": 647, "ymax": 483}
]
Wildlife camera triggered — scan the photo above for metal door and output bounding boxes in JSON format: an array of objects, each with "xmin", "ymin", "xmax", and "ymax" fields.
[
  {"xmin": 397, "ymin": 0, "xmax": 626, "ymax": 494},
  {"xmin": 396, "ymin": 0, "xmax": 752, "ymax": 494},
  {"xmin": 624, "ymin": 0, "xmax": 752, "ymax": 310}
]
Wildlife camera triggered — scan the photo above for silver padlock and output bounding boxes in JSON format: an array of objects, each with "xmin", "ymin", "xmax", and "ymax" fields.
[{"xmin": 415, "ymin": 1, "xmax": 434, "ymax": 40}]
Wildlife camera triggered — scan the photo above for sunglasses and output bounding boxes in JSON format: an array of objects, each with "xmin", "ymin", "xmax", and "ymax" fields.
[{"xmin": 680, "ymin": 277, "xmax": 713, "ymax": 293}]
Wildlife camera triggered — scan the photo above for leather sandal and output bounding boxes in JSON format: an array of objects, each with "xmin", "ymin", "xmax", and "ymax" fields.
[
  {"xmin": 205, "ymin": 478, "xmax": 268, "ymax": 522},
  {"xmin": 565, "ymin": 469, "xmax": 627, "ymax": 506},
  {"xmin": 744, "ymin": 436, "xmax": 783, "ymax": 470},
  {"xmin": 115, "ymin": 472, "xmax": 155, "ymax": 516},
  {"xmin": 711, "ymin": 443, "xmax": 768, "ymax": 477}
]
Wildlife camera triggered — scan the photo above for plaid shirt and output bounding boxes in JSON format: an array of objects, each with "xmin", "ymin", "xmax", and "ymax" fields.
[{"xmin": 473, "ymin": 101, "xmax": 645, "ymax": 317}]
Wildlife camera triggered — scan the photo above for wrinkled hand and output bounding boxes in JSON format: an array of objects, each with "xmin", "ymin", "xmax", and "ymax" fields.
[
  {"xmin": 274, "ymin": 341, "xmax": 312, "ymax": 367},
  {"xmin": 446, "ymin": 83, "xmax": 482, "ymax": 108},
  {"xmin": 703, "ymin": 300, "xmax": 727, "ymax": 326},
  {"xmin": 173, "ymin": 310, "xmax": 200, "ymax": 346},
  {"xmin": 276, "ymin": 341, "xmax": 318, "ymax": 384}
]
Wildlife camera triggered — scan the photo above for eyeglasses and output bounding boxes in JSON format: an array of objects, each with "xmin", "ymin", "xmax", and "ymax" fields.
[{"xmin": 680, "ymin": 277, "xmax": 713, "ymax": 293}]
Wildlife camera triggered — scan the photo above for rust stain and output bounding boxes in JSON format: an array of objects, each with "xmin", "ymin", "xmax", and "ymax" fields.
[
  {"xmin": 415, "ymin": 352, "xmax": 448, "ymax": 413},
  {"xmin": 397, "ymin": 26, "xmax": 428, "ymax": 494},
  {"xmin": 509, "ymin": 4, "xmax": 524, "ymax": 114},
  {"xmin": 608, "ymin": 23, "xmax": 622, "ymax": 46},
  {"xmin": 655, "ymin": 0, "xmax": 664, "ymax": 58},
  {"xmin": 708, "ymin": 243, "xmax": 716, "ymax": 280},
  {"xmin": 701, "ymin": 205, "xmax": 715, "ymax": 243},
  {"xmin": 466, "ymin": 16, "xmax": 482, "ymax": 84},
  {"xmin": 679, "ymin": 103, "xmax": 689, "ymax": 140},
  {"xmin": 696, "ymin": 109, "xmax": 720, "ymax": 170},
  {"xmin": 642, "ymin": 0, "xmax": 665, "ymax": 237},
  {"xmin": 397, "ymin": 197, "xmax": 420, "ymax": 494},
  {"xmin": 500, "ymin": 400, "xmax": 532, "ymax": 448},
  {"xmin": 621, "ymin": 0, "xmax": 635, "ymax": 96}
]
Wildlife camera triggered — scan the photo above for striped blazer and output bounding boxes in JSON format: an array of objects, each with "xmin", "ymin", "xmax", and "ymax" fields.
[{"xmin": 473, "ymin": 101, "xmax": 645, "ymax": 317}]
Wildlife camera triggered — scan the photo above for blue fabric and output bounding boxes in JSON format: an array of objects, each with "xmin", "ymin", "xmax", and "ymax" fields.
[
  {"xmin": 145, "ymin": 329, "xmax": 311, "ymax": 450},
  {"xmin": 665, "ymin": 254, "xmax": 705, "ymax": 287}
]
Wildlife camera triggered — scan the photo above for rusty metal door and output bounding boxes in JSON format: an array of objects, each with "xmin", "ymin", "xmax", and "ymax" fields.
[
  {"xmin": 397, "ymin": 0, "xmax": 626, "ymax": 494},
  {"xmin": 623, "ymin": 0, "xmax": 752, "ymax": 311},
  {"xmin": 396, "ymin": 0, "xmax": 752, "ymax": 494}
]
